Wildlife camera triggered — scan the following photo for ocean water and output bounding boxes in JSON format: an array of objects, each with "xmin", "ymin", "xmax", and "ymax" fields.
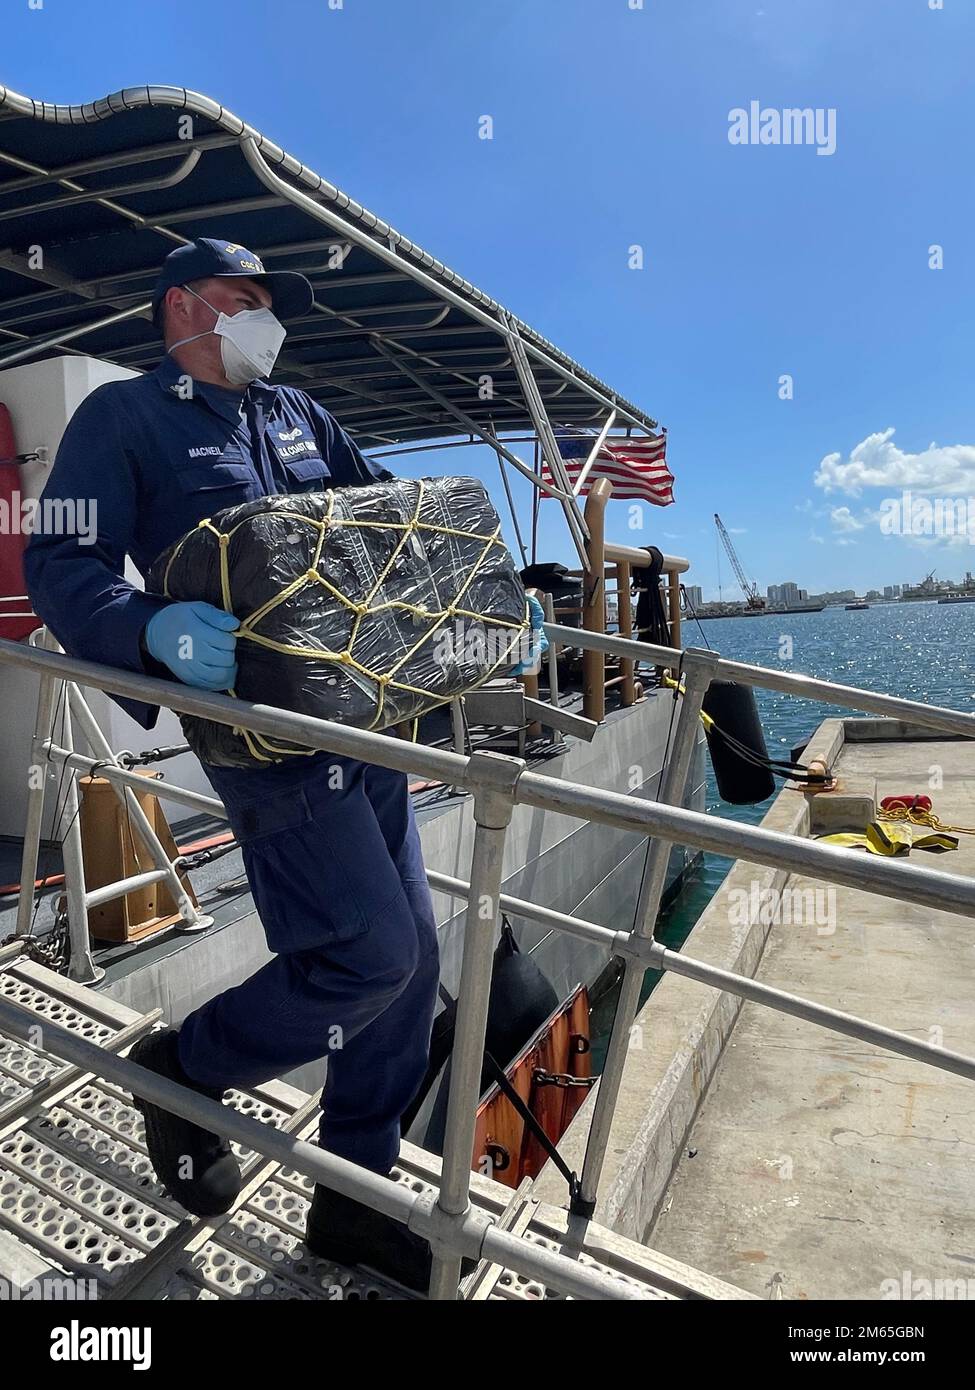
[
  {"xmin": 591, "ymin": 600, "xmax": 975, "ymax": 1057},
  {"xmin": 696, "ymin": 600, "xmax": 975, "ymax": 749},
  {"xmin": 670, "ymin": 600, "xmax": 975, "ymax": 911}
]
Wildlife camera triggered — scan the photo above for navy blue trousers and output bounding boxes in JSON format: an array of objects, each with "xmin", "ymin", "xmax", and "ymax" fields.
[{"xmin": 177, "ymin": 751, "xmax": 440, "ymax": 1176}]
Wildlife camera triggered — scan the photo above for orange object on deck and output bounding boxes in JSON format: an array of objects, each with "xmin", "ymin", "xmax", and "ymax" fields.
[{"xmin": 473, "ymin": 985, "xmax": 591, "ymax": 1188}]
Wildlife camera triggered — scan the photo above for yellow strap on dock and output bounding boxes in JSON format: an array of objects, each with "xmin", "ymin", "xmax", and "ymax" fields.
[{"xmin": 819, "ymin": 820, "xmax": 959, "ymax": 855}]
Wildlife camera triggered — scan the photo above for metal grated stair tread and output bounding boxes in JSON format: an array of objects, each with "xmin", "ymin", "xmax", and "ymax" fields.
[{"xmin": 0, "ymin": 951, "xmax": 740, "ymax": 1301}]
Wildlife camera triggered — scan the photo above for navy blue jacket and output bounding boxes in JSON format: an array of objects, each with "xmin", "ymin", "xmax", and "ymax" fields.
[{"xmin": 24, "ymin": 355, "xmax": 393, "ymax": 729}]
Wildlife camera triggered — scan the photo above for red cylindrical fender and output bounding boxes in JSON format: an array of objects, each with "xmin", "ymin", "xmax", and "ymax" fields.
[{"xmin": 0, "ymin": 402, "xmax": 38, "ymax": 640}]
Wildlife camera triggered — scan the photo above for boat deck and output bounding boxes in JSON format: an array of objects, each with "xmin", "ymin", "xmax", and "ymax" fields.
[{"xmin": 649, "ymin": 733, "xmax": 975, "ymax": 1300}]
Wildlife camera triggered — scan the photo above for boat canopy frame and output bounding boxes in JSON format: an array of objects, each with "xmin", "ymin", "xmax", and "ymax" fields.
[{"xmin": 0, "ymin": 84, "xmax": 665, "ymax": 567}]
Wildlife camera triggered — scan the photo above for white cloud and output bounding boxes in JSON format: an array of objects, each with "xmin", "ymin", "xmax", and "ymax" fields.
[
  {"xmin": 830, "ymin": 506, "xmax": 863, "ymax": 533},
  {"xmin": 902, "ymin": 532, "xmax": 975, "ymax": 551},
  {"xmin": 814, "ymin": 428, "xmax": 975, "ymax": 497}
]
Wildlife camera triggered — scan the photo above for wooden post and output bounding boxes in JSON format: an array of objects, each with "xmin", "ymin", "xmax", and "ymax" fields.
[
  {"xmin": 79, "ymin": 772, "xmax": 199, "ymax": 943},
  {"xmin": 583, "ymin": 479, "xmax": 611, "ymax": 723}
]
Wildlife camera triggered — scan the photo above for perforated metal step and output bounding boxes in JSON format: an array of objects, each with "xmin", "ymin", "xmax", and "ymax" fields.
[{"xmin": 0, "ymin": 950, "xmax": 742, "ymax": 1301}]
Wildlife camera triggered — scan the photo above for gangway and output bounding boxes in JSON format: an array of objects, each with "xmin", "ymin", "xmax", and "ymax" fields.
[
  {"xmin": 0, "ymin": 946, "xmax": 742, "ymax": 1301},
  {"xmin": 2, "ymin": 618, "xmax": 975, "ymax": 1299}
]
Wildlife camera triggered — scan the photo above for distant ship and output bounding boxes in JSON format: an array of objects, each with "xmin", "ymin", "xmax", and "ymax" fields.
[
  {"xmin": 693, "ymin": 604, "xmax": 824, "ymax": 619},
  {"xmin": 897, "ymin": 569, "xmax": 975, "ymax": 602},
  {"xmin": 845, "ymin": 601, "xmax": 870, "ymax": 610},
  {"xmin": 759, "ymin": 604, "xmax": 825, "ymax": 615}
]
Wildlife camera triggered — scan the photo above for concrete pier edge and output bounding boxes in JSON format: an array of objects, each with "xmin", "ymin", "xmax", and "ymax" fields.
[{"xmin": 534, "ymin": 715, "xmax": 866, "ymax": 1238}]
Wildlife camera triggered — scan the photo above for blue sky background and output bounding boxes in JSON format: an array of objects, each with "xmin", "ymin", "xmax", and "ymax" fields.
[{"xmin": 3, "ymin": 0, "xmax": 973, "ymax": 598}]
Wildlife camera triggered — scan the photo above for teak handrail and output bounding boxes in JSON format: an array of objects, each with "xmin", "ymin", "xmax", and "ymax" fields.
[{"xmin": 573, "ymin": 479, "xmax": 687, "ymax": 722}]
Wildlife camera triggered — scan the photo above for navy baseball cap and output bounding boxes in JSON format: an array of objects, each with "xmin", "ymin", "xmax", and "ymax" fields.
[{"xmin": 152, "ymin": 238, "xmax": 314, "ymax": 325}]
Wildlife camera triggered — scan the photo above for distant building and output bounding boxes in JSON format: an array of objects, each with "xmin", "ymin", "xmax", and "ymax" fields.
[
  {"xmin": 892, "ymin": 584, "xmax": 901, "ymax": 597},
  {"xmin": 883, "ymin": 586, "xmax": 894, "ymax": 599},
  {"xmin": 684, "ymin": 585, "xmax": 704, "ymax": 611},
  {"xmin": 779, "ymin": 581, "xmax": 801, "ymax": 607},
  {"xmin": 809, "ymin": 589, "xmax": 855, "ymax": 604},
  {"xmin": 767, "ymin": 581, "xmax": 813, "ymax": 608}
]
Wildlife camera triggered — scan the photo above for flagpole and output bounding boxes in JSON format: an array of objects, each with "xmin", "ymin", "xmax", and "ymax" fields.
[
  {"xmin": 531, "ymin": 439, "xmax": 540, "ymax": 565},
  {"xmin": 572, "ymin": 410, "xmax": 617, "ymax": 497}
]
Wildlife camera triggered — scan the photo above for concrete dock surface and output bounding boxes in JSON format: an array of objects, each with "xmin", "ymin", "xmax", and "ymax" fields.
[{"xmin": 650, "ymin": 733, "xmax": 975, "ymax": 1300}]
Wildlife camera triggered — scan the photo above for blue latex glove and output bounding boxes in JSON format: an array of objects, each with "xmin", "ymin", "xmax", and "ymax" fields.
[
  {"xmin": 511, "ymin": 593, "xmax": 550, "ymax": 676},
  {"xmin": 145, "ymin": 602, "xmax": 240, "ymax": 691}
]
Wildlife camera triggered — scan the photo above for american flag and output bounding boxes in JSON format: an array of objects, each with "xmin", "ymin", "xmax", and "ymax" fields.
[{"xmin": 539, "ymin": 430, "xmax": 674, "ymax": 507}]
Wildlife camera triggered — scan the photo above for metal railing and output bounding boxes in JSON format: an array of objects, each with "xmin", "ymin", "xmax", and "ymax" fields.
[
  {"xmin": 1, "ymin": 621, "xmax": 975, "ymax": 1299},
  {"xmin": 12, "ymin": 630, "xmax": 213, "ymax": 983}
]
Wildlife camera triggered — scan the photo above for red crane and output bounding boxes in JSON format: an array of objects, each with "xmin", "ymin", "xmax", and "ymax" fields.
[{"xmin": 714, "ymin": 513, "xmax": 766, "ymax": 611}]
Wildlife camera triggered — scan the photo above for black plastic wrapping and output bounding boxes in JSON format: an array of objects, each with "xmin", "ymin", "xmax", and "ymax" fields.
[{"xmin": 147, "ymin": 475, "xmax": 528, "ymax": 768}]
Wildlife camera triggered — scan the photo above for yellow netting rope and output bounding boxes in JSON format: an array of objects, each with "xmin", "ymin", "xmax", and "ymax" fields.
[
  {"xmin": 877, "ymin": 805, "xmax": 975, "ymax": 836},
  {"xmin": 161, "ymin": 479, "xmax": 529, "ymax": 762}
]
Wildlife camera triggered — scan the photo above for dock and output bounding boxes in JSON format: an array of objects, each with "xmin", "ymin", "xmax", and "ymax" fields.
[{"xmin": 536, "ymin": 719, "xmax": 975, "ymax": 1299}]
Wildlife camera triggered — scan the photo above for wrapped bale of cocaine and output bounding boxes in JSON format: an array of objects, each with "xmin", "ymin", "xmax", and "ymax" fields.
[{"xmin": 147, "ymin": 475, "xmax": 529, "ymax": 768}]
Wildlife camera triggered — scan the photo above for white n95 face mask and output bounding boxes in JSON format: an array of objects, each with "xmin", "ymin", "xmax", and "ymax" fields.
[{"xmin": 170, "ymin": 287, "xmax": 287, "ymax": 385}]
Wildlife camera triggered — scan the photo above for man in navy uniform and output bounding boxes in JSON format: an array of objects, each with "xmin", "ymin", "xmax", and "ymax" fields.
[{"xmin": 25, "ymin": 239, "xmax": 444, "ymax": 1289}]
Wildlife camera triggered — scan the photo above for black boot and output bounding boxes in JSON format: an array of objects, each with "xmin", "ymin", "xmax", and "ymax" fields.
[
  {"xmin": 305, "ymin": 1184, "xmax": 475, "ymax": 1294},
  {"xmin": 128, "ymin": 1029, "xmax": 241, "ymax": 1217}
]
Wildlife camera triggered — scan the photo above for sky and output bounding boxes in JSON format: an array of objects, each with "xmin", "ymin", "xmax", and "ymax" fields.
[{"xmin": 3, "ymin": 0, "xmax": 974, "ymax": 599}]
